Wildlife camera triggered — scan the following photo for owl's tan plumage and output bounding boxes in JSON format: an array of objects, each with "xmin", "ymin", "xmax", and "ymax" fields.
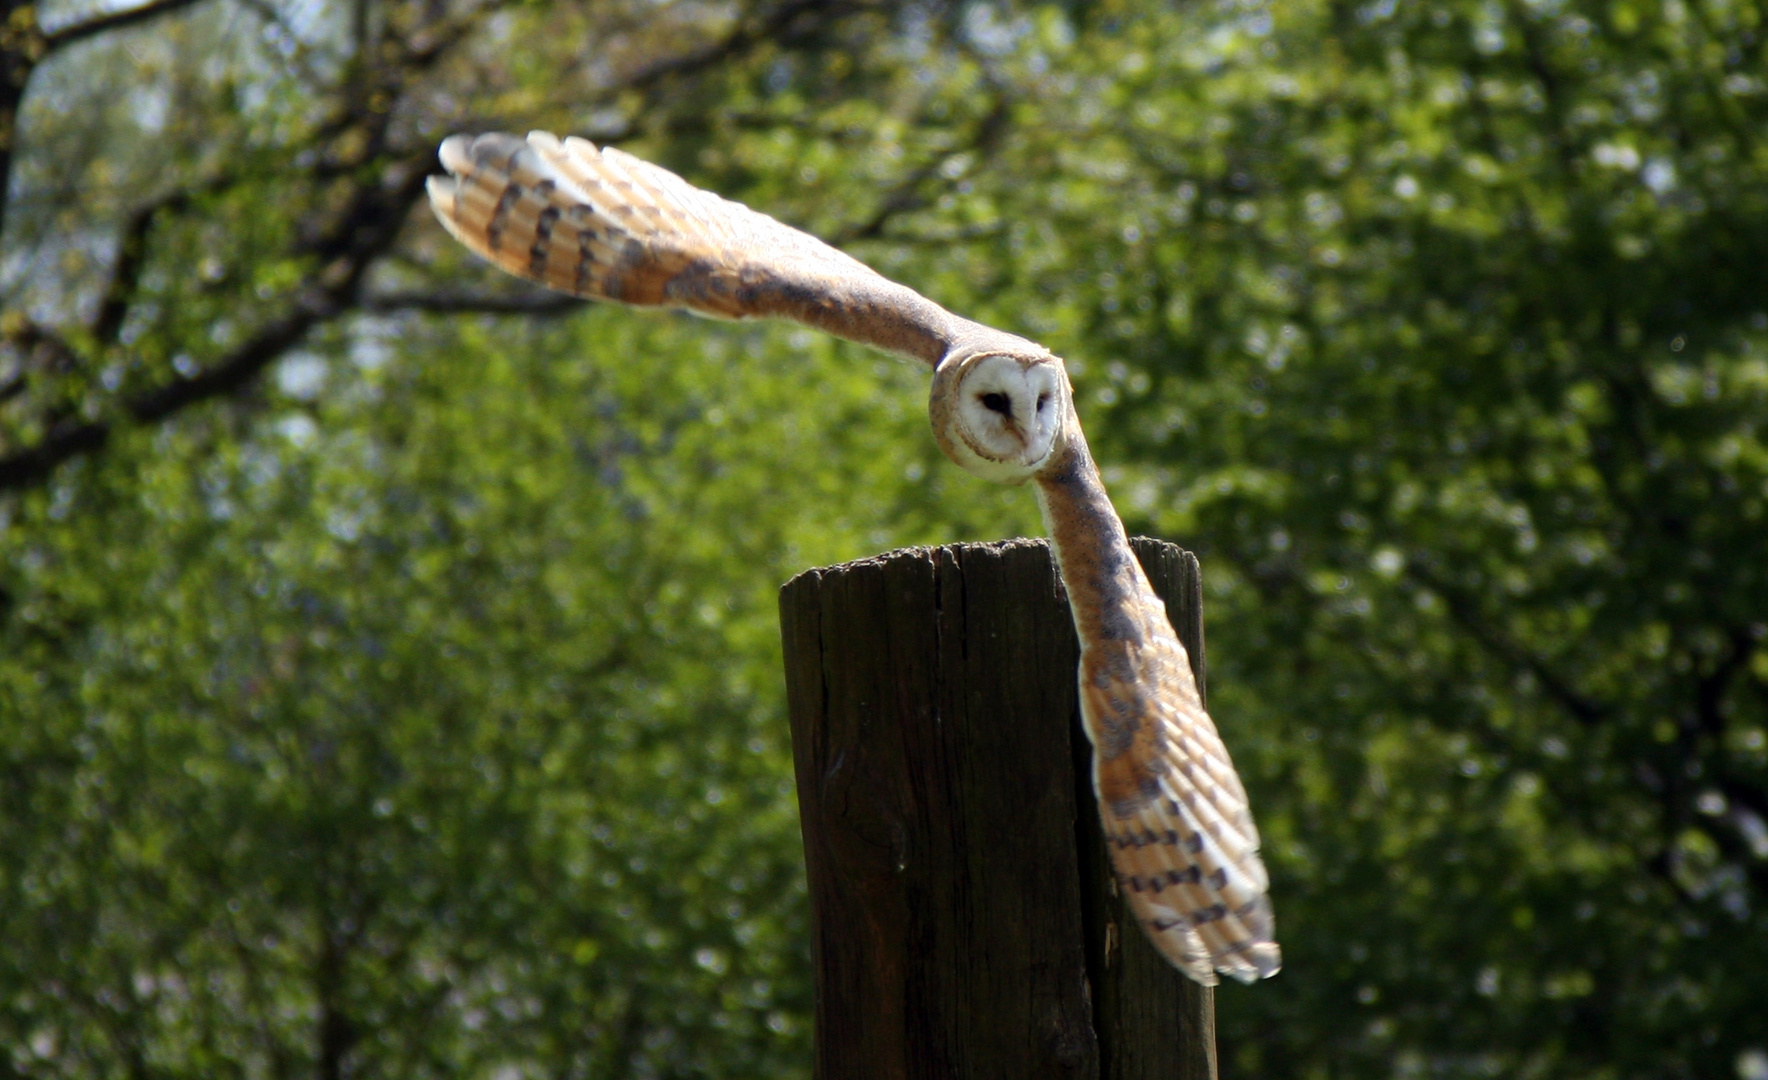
[
  {"xmin": 429, "ymin": 132, "xmax": 963, "ymax": 365},
  {"xmin": 429, "ymin": 130, "xmax": 1280, "ymax": 986},
  {"xmin": 1037, "ymin": 434, "xmax": 1279, "ymax": 984}
]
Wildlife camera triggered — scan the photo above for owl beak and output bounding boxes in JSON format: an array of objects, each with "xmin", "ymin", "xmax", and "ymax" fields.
[{"xmin": 1000, "ymin": 421, "xmax": 1038, "ymax": 460}]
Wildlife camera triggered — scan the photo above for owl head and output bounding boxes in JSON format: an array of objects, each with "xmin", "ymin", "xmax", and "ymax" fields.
[{"xmin": 929, "ymin": 343, "xmax": 1070, "ymax": 484}]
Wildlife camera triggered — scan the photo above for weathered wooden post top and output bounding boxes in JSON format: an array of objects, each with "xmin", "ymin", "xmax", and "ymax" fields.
[{"xmin": 779, "ymin": 537, "xmax": 1216, "ymax": 1080}]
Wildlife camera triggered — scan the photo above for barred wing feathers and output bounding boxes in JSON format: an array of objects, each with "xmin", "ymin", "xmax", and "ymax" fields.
[
  {"xmin": 426, "ymin": 131, "xmax": 958, "ymax": 364},
  {"xmin": 1082, "ymin": 623, "xmax": 1281, "ymax": 986}
]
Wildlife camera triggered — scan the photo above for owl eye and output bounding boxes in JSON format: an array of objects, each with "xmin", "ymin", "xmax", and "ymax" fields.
[
  {"xmin": 979, "ymin": 392, "xmax": 1012, "ymax": 416},
  {"xmin": 1036, "ymin": 392, "xmax": 1051, "ymax": 413}
]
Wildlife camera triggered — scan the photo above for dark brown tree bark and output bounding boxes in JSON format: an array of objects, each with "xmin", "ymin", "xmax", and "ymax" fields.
[{"xmin": 779, "ymin": 537, "xmax": 1215, "ymax": 1080}]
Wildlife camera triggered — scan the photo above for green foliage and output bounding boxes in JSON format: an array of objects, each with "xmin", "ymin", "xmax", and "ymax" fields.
[
  {"xmin": 944, "ymin": 2, "xmax": 1768, "ymax": 1075},
  {"xmin": 3, "ymin": 0, "xmax": 1766, "ymax": 1077},
  {"xmin": 2, "ymin": 302, "xmax": 1033, "ymax": 1075}
]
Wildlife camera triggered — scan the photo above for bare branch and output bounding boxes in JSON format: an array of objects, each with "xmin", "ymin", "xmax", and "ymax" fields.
[
  {"xmin": 91, "ymin": 184, "xmax": 227, "ymax": 346},
  {"xmin": 41, "ymin": 0, "xmax": 210, "ymax": 50},
  {"xmin": 0, "ymin": 303, "xmax": 319, "ymax": 490},
  {"xmin": 0, "ymin": 0, "xmax": 889, "ymax": 494},
  {"xmin": 0, "ymin": 145, "xmax": 434, "ymax": 492}
]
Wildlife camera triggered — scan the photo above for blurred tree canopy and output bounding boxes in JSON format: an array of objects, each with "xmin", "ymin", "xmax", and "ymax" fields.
[{"xmin": 1, "ymin": 0, "xmax": 1764, "ymax": 1076}]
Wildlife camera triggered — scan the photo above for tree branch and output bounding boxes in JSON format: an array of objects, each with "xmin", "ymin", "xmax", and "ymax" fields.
[
  {"xmin": 0, "ymin": 0, "xmax": 889, "ymax": 494},
  {"xmin": 0, "ymin": 0, "xmax": 216, "ymax": 263},
  {"xmin": 41, "ymin": 0, "xmax": 210, "ymax": 50},
  {"xmin": 91, "ymin": 184, "xmax": 227, "ymax": 346},
  {"xmin": 0, "ymin": 301, "xmax": 323, "ymax": 490},
  {"xmin": 0, "ymin": 144, "xmax": 434, "ymax": 492}
]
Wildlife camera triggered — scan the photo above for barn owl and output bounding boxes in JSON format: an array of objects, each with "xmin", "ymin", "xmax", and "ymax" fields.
[{"xmin": 427, "ymin": 131, "xmax": 1280, "ymax": 986}]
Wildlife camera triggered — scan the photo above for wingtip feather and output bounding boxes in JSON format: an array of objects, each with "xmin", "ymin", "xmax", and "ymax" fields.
[
  {"xmin": 437, "ymin": 132, "xmax": 478, "ymax": 174},
  {"xmin": 425, "ymin": 174, "xmax": 470, "ymax": 247}
]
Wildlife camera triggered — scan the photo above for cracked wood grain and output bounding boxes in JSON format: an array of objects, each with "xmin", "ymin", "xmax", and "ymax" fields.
[{"xmin": 780, "ymin": 537, "xmax": 1215, "ymax": 1080}]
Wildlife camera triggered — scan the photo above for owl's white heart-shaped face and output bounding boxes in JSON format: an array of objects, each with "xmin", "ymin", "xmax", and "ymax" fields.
[{"xmin": 929, "ymin": 348, "xmax": 1069, "ymax": 484}]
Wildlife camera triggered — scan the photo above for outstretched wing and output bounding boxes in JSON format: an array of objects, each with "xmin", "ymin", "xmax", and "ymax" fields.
[
  {"xmin": 431, "ymin": 128, "xmax": 1281, "ymax": 988},
  {"xmin": 1081, "ymin": 606, "xmax": 1280, "ymax": 986},
  {"xmin": 426, "ymin": 130, "xmax": 960, "ymax": 365}
]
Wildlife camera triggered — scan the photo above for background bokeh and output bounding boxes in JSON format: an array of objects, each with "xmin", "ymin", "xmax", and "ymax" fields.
[{"xmin": 2, "ymin": 0, "xmax": 1764, "ymax": 1076}]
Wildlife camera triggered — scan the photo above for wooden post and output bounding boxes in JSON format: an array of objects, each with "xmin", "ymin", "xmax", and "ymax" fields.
[{"xmin": 779, "ymin": 537, "xmax": 1216, "ymax": 1080}]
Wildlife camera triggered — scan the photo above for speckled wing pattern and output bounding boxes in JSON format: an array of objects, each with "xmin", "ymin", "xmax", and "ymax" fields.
[
  {"xmin": 426, "ymin": 131, "xmax": 955, "ymax": 364},
  {"xmin": 1081, "ymin": 577, "xmax": 1277, "ymax": 985},
  {"xmin": 1035, "ymin": 437, "xmax": 1279, "ymax": 986}
]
